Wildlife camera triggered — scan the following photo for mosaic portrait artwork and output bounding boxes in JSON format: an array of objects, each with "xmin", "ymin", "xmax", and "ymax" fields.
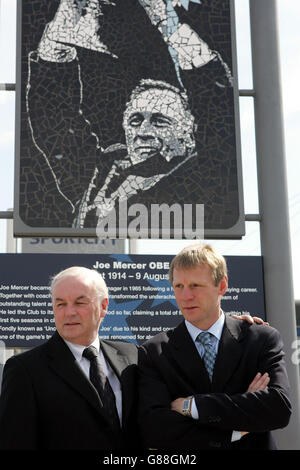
[{"xmin": 15, "ymin": 0, "xmax": 244, "ymax": 238}]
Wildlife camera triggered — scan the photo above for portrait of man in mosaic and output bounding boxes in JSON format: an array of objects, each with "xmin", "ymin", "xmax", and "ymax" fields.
[{"xmin": 16, "ymin": 0, "xmax": 243, "ymax": 237}]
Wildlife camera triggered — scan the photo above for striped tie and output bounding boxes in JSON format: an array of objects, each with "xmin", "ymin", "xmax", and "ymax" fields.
[{"xmin": 196, "ymin": 331, "xmax": 216, "ymax": 381}]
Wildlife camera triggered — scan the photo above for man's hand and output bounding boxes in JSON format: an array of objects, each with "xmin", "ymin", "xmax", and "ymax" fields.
[
  {"xmin": 232, "ymin": 314, "xmax": 269, "ymax": 326},
  {"xmin": 38, "ymin": 0, "xmax": 117, "ymax": 62},
  {"xmin": 247, "ymin": 372, "xmax": 270, "ymax": 392},
  {"xmin": 170, "ymin": 397, "xmax": 185, "ymax": 415}
]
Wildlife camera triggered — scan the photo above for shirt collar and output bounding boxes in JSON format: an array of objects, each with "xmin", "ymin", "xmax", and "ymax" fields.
[
  {"xmin": 64, "ymin": 336, "xmax": 100, "ymax": 362},
  {"xmin": 185, "ymin": 311, "xmax": 225, "ymax": 343}
]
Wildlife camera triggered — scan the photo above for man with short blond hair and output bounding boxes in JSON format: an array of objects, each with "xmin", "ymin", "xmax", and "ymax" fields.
[
  {"xmin": 169, "ymin": 242, "xmax": 227, "ymax": 285},
  {"xmin": 138, "ymin": 243, "xmax": 291, "ymax": 450}
]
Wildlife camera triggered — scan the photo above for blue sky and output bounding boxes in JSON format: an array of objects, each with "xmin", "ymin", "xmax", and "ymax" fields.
[{"xmin": 0, "ymin": 0, "xmax": 299, "ymax": 299}]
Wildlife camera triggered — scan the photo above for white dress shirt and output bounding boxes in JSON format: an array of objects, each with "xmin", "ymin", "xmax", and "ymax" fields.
[{"xmin": 64, "ymin": 337, "xmax": 123, "ymax": 425}]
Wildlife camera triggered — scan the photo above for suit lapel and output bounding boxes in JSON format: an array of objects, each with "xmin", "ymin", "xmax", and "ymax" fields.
[
  {"xmin": 212, "ymin": 316, "xmax": 245, "ymax": 391},
  {"xmin": 44, "ymin": 332, "xmax": 106, "ymax": 417},
  {"xmin": 101, "ymin": 341, "xmax": 130, "ymax": 378},
  {"xmin": 168, "ymin": 321, "xmax": 211, "ymax": 393}
]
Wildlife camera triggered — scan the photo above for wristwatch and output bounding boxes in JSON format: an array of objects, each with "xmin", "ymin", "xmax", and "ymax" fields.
[{"xmin": 182, "ymin": 396, "xmax": 193, "ymax": 417}]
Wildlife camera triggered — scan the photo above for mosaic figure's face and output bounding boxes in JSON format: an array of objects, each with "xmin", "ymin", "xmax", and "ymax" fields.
[{"xmin": 123, "ymin": 88, "xmax": 195, "ymax": 164}]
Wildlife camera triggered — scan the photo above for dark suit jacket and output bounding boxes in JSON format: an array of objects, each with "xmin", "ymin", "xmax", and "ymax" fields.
[
  {"xmin": 138, "ymin": 316, "xmax": 291, "ymax": 450},
  {"xmin": 0, "ymin": 331, "xmax": 139, "ymax": 450}
]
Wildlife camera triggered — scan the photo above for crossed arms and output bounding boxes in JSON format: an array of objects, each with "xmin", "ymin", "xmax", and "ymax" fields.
[{"xmin": 137, "ymin": 325, "xmax": 291, "ymax": 449}]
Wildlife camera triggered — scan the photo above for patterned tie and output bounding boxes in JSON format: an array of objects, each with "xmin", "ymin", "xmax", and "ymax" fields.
[
  {"xmin": 82, "ymin": 346, "xmax": 120, "ymax": 431},
  {"xmin": 196, "ymin": 331, "xmax": 217, "ymax": 381}
]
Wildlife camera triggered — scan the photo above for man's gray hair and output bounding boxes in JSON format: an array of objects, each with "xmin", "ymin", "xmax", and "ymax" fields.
[{"xmin": 50, "ymin": 266, "xmax": 108, "ymax": 299}]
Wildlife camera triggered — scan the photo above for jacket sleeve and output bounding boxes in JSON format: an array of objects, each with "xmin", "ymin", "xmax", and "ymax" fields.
[
  {"xmin": 22, "ymin": 52, "xmax": 102, "ymax": 226},
  {"xmin": 138, "ymin": 346, "xmax": 232, "ymax": 450},
  {"xmin": 0, "ymin": 356, "xmax": 39, "ymax": 449},
  {"xmin": 194, "ymin": 327, "xmax": 292, "ymax": 432}
]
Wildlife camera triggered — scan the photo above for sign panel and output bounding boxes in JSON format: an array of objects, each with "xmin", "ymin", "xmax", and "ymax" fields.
[
  {"xmin": 0, "ymin": 254, "xmax": 265, "ymax": 348},
  {"xmin": 14, "ymin": 0, "xmax": 244, "ymax": 239},
  {"xmin": 22, "ymin": 237, "xmax": 125, "ymax": 254}
]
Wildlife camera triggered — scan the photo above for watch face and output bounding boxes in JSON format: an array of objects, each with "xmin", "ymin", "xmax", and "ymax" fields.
[
  {"xmin": 182, "ymin": 398, "xmax": 192, "ymax": 414},
  {"xmin": 183, "ymin": 400, "xmax": 189, "ymax": 410}
]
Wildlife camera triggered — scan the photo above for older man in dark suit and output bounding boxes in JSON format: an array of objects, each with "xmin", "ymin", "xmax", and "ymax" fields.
[
  {"xmin": 138, "ymin": 243, "xmax": 291, "ymax": 450},
  {"xmin": 0, "ymin": 266, "xmax": 139, "ymax": 450}
]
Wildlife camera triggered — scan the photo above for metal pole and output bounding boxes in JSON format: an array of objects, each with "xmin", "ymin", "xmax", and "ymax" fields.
[
  {"xmin": 6, "ymin": 210, "xmax": 17, "ymax": 253},
  {"xmin": 250, "ymin": 0, "xmax": 300, "ymax": 449},
  {"xmin": 128, "ymin": 239, "xmax": 139, "ymax": 255}
]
